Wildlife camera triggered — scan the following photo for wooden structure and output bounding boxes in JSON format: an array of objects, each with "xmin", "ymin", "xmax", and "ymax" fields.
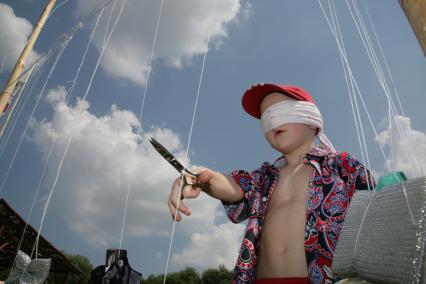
[
  {"xmin": 0, "ymin": 198, "xmax": 80, "ymax": 281},
  {"xmin": 400, "ymin": 0, "xmax": 426, "ymax": 56},
  {"xmin": 0, "ymin": 0, "xmax": 56, "ymax": 118}
]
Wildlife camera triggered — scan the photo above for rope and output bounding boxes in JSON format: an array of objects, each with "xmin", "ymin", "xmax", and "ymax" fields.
[
  {"xmin": 0, "ymin": 61, "xmax": 44, "ymax": 159},
  {"xmin": 22, "ymin": 7, "xmax": 105, "ymax": 262},
  {"xmin": 118, "ymin": 178, "xmax": 131, "ymax": 252},
  {"xmin": 346, "ymin": 0, "xmax": 421, "ymax": 175},
  {"xmin": 163, "ymin": 0, "xmax": 217, "ymax": 282},
  {"xmin": 0, "ymin": 39, "xmax": 71, "ymax": 196},
  {"xmin": 103, "ymin": 0, "xmax": 118, "ymax": 48},
  {"xmin": 324, "ymin": 0, "xmax": 373, "ymax": 190},
  {"xmin": 138, "ymin": 0, "xmax": 164, "ymax": 123},
  {"xmin": 34, "ymin": 0, "xmax": 128, "ymax": 258},
  {"xmin": 49, "ymin": 0, "xmax": 73, "ymax": 17},
  {"xmin": 318, "ymin": 0, "xmax": 417, "ymax": 229},
  {"xmin": 117, "ymin": 0, "xmax": 165, "ymax": 256}
]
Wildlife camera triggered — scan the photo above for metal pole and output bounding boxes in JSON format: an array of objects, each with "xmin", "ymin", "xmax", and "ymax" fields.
[{"xmin": 0, "ymin": 0, "xmax": 56, "ymax": 120}]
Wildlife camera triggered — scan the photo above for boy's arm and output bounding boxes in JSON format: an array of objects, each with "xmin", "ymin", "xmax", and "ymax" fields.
[{"xmin": 198, "ymin": 168, "xmax": 245, "ymax": 202}]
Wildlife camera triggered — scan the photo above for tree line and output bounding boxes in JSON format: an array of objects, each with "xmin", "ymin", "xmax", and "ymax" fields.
[{"xmin": 64, "ymin": 253, "xmax": 233, "ymax": 284}]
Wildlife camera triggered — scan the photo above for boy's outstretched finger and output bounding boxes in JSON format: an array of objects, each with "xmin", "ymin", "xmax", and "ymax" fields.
[
  {"xmin": 168, "ymin": 199, "xmax": 182, "ymax": 221},
  {"xmin": 169, "ymin": 193, "xmax": 191, "ymax": 217}
]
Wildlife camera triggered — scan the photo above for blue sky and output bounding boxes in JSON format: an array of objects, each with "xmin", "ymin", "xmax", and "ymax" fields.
[{"xmin": 0, "ymin": 0, "xmax": 425, "ymax": 278}]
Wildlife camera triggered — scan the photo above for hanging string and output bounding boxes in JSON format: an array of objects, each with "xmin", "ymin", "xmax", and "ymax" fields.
[
  {"xmin": 318, "ymin": 1, "xmax": 417, "ymax": 264},
  {"xmin": 118, "ymin": 177, "xmax": 131, "ymax": 253},
  {"xmin": 356, "ymin": 0, "xmax": 421, "ymax": 174},
  {"xmin": 163, "ymin": 0, "xmax": 217, "ymax": 282},
  {"xmin": 12, "ymin": 8, "xmax": 105, "ymax": 264},
  {"xmin": 34, "ymin": 0, "xmax": 128, "ymax": 258},
  {"xmin": 330, "ymin": 0, "xmax": 373, "ymax": 180},
  {"xmin": 346, "ymin": 0, "xmax": 421, "ymax": 175},
  {"xmin": 317, "ymin": 0, "xmax": 389, "ymax": 172},
  {"xmin": 138, "ymin": 0, "xmax": 165, "ymax": 123},
  {"xmin": 103, "ymin": 0, "xmax": 118, "ymax": 48},
  {"xmin": 0, "ymin": 39, "xmax": 70, "ymax": 196},
  {"xmin": 49, "ymin": 0, "xmax": 73, "ymax": 17},
  {"xmin": 0, "ymin": 61, "xmax": 44, "ymax": 159},
  {"xmin": 361, "ymin": 0, "xmax": 406, "ymax": 117},
  {"xmin": 118, "ymin": 0, "xmax": 165, "ymax": 255},
  {"xmin": 325, "ymin": 0, "xmax": 372, "ymax": 190},
  {"xmin": 318, "ymin": 0, "xmax": 417, "ymax": 232},
  {"xmin": 344, "ymin": 1, "xmax": 418, "ymax": 227},
  {"xmin": 0, "ymin": 65, "xmax": 35, "ymax": 139}
]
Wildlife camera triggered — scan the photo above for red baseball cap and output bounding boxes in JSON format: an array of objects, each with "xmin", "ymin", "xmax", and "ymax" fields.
[{"xmin": 242, "ymin": 83, "xmax": 316, "ymax": 119}]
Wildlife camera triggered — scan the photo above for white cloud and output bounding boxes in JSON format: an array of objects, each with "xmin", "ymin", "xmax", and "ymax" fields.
[
  {"xmin": 29, "ymin": 86, "xmax": 223, "ymax": 247},
  {"xmin": 376, "ymin": 115, "xmax": 426, "ymax": 178},
  {"xmin": 74, "ymin": 0, "xmax": 249, "ymax": 86},
  {"xmin": 0, "ymin": 3, "xmax": 40, "ymax": 72},
  {"xmin": 171, "ymin": 221, "xmax": 245, "ymax": 272}
]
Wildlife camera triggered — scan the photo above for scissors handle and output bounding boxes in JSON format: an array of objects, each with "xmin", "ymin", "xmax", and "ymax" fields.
[{"xmin": 179, "ymin": 174, "xmax": 205, "ymax": 199}]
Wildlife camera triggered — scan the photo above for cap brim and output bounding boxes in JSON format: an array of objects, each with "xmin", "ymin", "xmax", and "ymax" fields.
[{"xmin": 242, "ymin": 83, "xmax": 307, "ymax": 119}]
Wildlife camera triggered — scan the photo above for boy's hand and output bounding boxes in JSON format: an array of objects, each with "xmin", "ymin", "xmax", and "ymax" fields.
[{"xmin": 168, "ymin": 168, "xmax": 212, "ymax": 221}]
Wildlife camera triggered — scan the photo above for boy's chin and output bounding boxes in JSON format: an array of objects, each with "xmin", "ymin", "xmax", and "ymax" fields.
[{"xmin": 271, "ymin": 142, "xmax": 292, "ymax": 154}]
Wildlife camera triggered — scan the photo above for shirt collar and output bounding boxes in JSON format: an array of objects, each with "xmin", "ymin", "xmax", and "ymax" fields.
[{"xmin": 273, "ymin": 145, "xmax": 330, "ymax": 175}]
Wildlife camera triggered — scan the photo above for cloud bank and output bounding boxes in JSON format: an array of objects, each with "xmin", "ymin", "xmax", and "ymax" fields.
[
  {"xmin": 376, "ymin": 115, "xmax": 426, "ymax": 178},
  {"xmin": 0, "ymin": 3, "xmax": 40, "ymax": 73},
  {"xmin": 74, "ymin": 0, "xmax": 249, "ymax": 85},
  {"xmin": 29, "ymin": 86, "xmax": 244, "ymax": 274}
]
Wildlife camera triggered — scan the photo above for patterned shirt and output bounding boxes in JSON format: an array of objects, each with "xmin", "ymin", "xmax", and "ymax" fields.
[{"xmin": 222, "ymin": 146, "xmax": 375, "ymax": 284}]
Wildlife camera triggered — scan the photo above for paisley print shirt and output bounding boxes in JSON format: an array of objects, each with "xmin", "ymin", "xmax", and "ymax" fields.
[{"xmin": 221, "ymin": 146, "xmax": 375, "ymax": 284}]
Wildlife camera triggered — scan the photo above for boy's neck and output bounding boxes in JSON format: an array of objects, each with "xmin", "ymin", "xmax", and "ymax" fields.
[{"xmin": 282, "ymin": 141, "xmax": 315, "ymax": 168}]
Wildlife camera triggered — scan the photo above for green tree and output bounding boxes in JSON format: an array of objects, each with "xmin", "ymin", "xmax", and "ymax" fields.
[
  {"xmin": 142, "ymin": 267, "xmax": 200, "ymax": 284},
  {"xmin": 201, "ymin": 264, "xmax": 232, "ymax": 284},
  {"xmin": 142, "ymin": 273, "xmax": 164, "ymax": 284},
  {"xmin": 64, "ymin": 253, "xmax": 93, "ymax": 284}
]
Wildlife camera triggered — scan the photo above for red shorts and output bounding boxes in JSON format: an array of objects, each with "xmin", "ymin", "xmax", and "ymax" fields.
[{"xmin": 253, "ymin": 277, "xmax": 311, "ymax": 284}]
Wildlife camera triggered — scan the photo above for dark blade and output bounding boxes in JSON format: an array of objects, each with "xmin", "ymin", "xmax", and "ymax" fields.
[{"xmin": 149, "ymin": 137, "xmax": 186, "ymax": 174}]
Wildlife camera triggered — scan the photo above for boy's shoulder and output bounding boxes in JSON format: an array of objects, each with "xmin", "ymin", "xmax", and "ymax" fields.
[{"xmin": 303, "ymin": 146, "xmax": 366, "ymax": 176}]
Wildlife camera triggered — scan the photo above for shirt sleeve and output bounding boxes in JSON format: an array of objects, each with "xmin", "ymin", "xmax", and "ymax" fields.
[
  {"xmin": 338, "ymin": 152, "xmax": 376, "ymax": 193},
  {"xmin": 221, "ymin": 168, "xmax": 263, "ymax": 224}
]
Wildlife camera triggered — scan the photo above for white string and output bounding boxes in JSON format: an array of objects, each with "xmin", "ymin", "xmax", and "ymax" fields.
[
  {"xmin": 355, "ymin": 0, "xmax": 421, "ymax": 175},
  {"xmin": 34, "ymin": 0, "xmax": 128, "ymax": 257},
  {"xmin": 345, "ymin": 1, "xmax": 419, "ymax": 225},
  {"xmin": 118, "ymin": 178, "xmax": 131, "ymax": 252},
  {"xmin": 49, "ymin": 0, "xmax": 73, "ymax": 17},
  {"xmin": 346, "ymin": 0, "xmax": 421, "ymax": 175},
  {"xmin": 360, "ymin": 0, "xmax": 399, "ymax": 109},
  {"xmin": 68, "ymin": 6, "xmax": 104, "ymax": 104},
  {"xmin": 0, "ymin": 39, "xmax": 71, "ymax": 196},
  {"xmin": 325, "ymin": 0, "xmax": 372, "ymax": 190},
  {"xmin": 138, "ymin": 0, "xmax": 164, "ymax": 123},
  {"xmin": 117, "ymin": 0, "xmax": 164, "ymax": 256},
  {"xmin": 316, "ymin": 1, "xmax": 390, "ymax": 172},
  {"xmin": 19, "ymin": 8, "xmax": 105, "ymax": 261},
  {"xmin": 103, "ymin": 0, "xmax": 118, "ymax": 48},
  {"xmin": 318, "ymin": 0, "xmax": 417, "ymax": 230},
  {"xmin": 0, "ymin": 65, "xmax": 34, "ymax": 141},
  {"xmin": 162, "ymin": 0, "xmax": 217, "ymax": 282},
  {"xmin": 0, "ymin": 62, "xmax": 43, "ymax": 159}
]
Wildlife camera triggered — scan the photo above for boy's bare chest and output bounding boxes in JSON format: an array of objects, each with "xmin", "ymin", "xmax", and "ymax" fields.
[
  {"xmin": 267, "ymin": 164, "xmax": 313, "ymax": 211},
  {"xmin": 257, "ymin": 164, "xmax": 314, "ymax": 277}
]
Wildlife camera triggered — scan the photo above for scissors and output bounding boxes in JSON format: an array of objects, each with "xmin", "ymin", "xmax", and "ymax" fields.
[{"xmin": 149, "ymin": 137, "xmax": 203, "ymax": 192}]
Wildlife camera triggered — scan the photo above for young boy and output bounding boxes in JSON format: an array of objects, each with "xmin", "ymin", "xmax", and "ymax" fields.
[{"xmin": 168, "ymin": 83, "xmax": 375, "ymax": 284}]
